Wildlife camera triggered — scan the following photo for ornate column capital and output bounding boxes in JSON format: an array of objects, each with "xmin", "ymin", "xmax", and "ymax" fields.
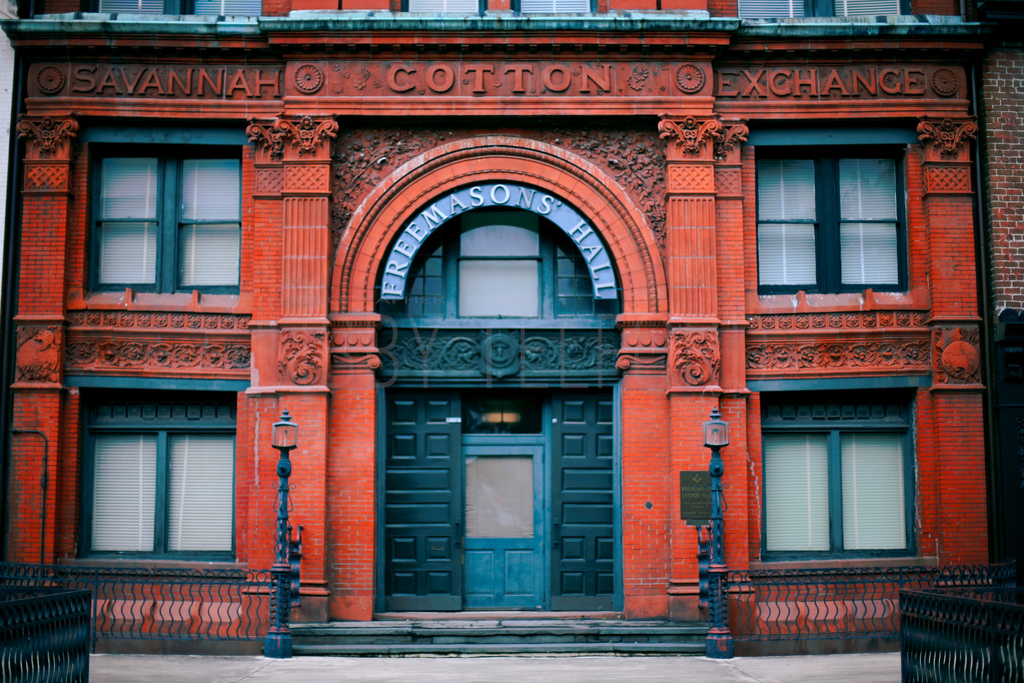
[
  {"xmin": 658, "ymin": 115, "xmax": 722, "ymax": 162},
  {"xmin": 247, "ymin": 118, "xmax": 287, "ymax": 163},
  {"xmin": 330, "ymin": 315, "xmax": 382, "ymax": 376},
  {"xmin": 17, "ymin": 115, "xmax": 78, "ymax": 161},
  {"xmin": 615, "ymin": 316, "xmax": 669, "ymax": 375},
  {"xmin": 917, "ymin": 117, "xmax": 977, "ymax": 163},
  {"xmin": 277, "ymin": 115, "xmax": 339, "ymax": 162},
  {"xmin": 712, "ymin": 121, "xmax": 749, "ymax": 163}
]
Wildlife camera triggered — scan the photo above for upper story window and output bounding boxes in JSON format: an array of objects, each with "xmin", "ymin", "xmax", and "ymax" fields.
[
  {"xmin": 379, "ymin": 209, "xmax": 618, "ymax": 324},
  {"xmin": 756, "ymin": 148, "xmax": 906, "ymax": 295},
  {"xmin": 760, "ymin": 394, "xmax": 914, "ymax": 559},
  {"xmin": 738, "ymin": 0, "xmax": 903, "ymax": 18},
  {"xmin": 96, "ymin": 0, "xmax": 261, "ymax": 15},
  {"xmin": 93, "ymin": 150, "xmax": 241, "ymax": 294},
  {"xmin": 405, "ymin": 0, "xmax": 591, "ymax": 10}
]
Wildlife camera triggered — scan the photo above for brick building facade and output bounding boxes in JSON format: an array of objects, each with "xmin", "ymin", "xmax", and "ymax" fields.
[{"xmin": 0, "ymin": 0, "xmax": 997, "ymax": 627}]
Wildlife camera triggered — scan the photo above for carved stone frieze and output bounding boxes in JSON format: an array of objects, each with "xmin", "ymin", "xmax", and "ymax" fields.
[
  {"xmin": 66, "ymin": 310, "xmax": 251, "ymax": 330},
  {"xmin": 379, "ymin": 328, "xmax": 619, "ymax": 383},
  {"xmin": 933, "ymin": 327, "xmax": 982, "ymax": 385},
  {"xmin": 280, "ymin": 330, "xmax": 326, "ymax": 386},
  {"xmin": 16, "ymin": 325, "xmax": 62, "ymax": 384},
  {"xmin": 616, "ymin": 325, "xmax": 668, "ymax": 374},
  {"xmin": 658, "ymin": 116, "xmax": 722, "ymax": 159},
  {"xmin": 17, "ymin": 116, "xmax": 78, "ymax": 160},
  {"xmin": 747, "ymin": 311, "xmax": 929, "ymax": 332},
  {"xmin": 24, "ymin": 164, "xmax": 69, "ymax": 193},
  {"xmin": 65, "ymin": 339, "xmax": 250, "ymax": 371},
  {"xmin": 917, "ymin": 117, "xmax": 977, "ymax": 159},
  {"xmin": 747, "ymin": 339, "xmax": 931, "ymax": 372},
  {"xmin": 925, "ymin": 165, "xmax": 972, "ymax": 194},
  {"xmin": 672, "ymin": 329, "xmax": 721, "ymax": 386}
]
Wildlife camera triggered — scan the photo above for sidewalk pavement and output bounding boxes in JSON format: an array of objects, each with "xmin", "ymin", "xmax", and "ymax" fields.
[{"xmin": 88, "ymin": 652, "xmax": 901, "ymax": 682}]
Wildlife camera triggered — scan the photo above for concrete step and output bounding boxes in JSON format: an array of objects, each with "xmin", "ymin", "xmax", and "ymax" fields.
[{"xmin": 292, "ymin": 619, "xmax": 709, "ymax": 656}]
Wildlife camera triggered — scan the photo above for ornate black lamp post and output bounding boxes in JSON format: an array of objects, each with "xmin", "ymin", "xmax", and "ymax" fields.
[
  {"xmin": 703, "ymin": 407, "xmax": 734, "ymax": 659},
  {"xmin": 265, "ymin": 410, "xmax": 298, "ymax": 659}
]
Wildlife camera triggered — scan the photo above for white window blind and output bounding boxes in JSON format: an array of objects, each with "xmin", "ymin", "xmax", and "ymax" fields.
[
  {"xmin": 764, "ymin": 434, "xmax": 830, "ymax": 552},
  {"xmin": 835, "ymin": 0, "xmax": 900, "ymax": 15},
  {"xmin": 179, "ymin": 160, "xmax": 241, "ymax": 287},
  {"xmin": 168, "ymin": 434, "xmax": 235, "ymax": 552},
  {"xmin": 521, "ymin": 0, "xmax": 591, "ymax": 12},
  {"xmin": 407, "ymin": 0, "xmax": 479, "ymax": 10},
  {"xmin": 181, "ymin": 160, "xmax": 240, "ymax": 223},
  {"xmin": 839, "ymin": 158, "xmax": 899, "ymax": 286},
  {"xmin": 98, "ymin": 0, "xmax": 164, "ymax": 11},
  {"xmin": 99, "ymin": 158, "xmax": 159, "ymax": 285},
  {"xmin": 193, "ymin": 0, "xmax": 262, "ymax": 14},
  {"xmin": 841, "ymin": 433, "xmax": 906, "ymax": 550},
  {"xmin": 92, "ymin": 434, "xmax": 156, "ymax": 552},
  {"xmin": 738, "ymin": 0, "xmax": 805, "ymax": 17},
  {"xmin": 757, "ymin": 159, "xmax": 817, "ymax": 286}
]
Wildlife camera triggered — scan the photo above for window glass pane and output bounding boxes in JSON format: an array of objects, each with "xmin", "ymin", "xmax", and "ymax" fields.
[
  {"xmin": 839, "ymin": 159, "xmax": 897, "ymax": 221},
  {"xmin": 461, "ymin": 214, "xmax": 540, "ymax": 257},
  {"xmin": 758, "ymin": 159, "xmax": 816, "ymax": 221},
  {"xmin": 179, "ymin": 223, "xmax": 240, "ymax": 287},
  {"xmin": 98, "ymin": 0, "xmax": 164, "ymax": 11},
  {"xmin": 193, "ymin": 0, "xmax": 262, "ymax": 14},
  {"xmin": 182, "ymin": 160, "xmax": 241, "ymax": 222},
  {"xmin": 100, "ymin": 222, "xmax": 157, "ymax": 284},
  {"xmin": 835, "ymin": 0, "xmax": 900, "ymax": 15},
  {"xmin": 92, "ymin": 434, "xmax": 156, "ymax": 552},
  {"xmin": 168, "ymin": 434, "xmax": 234, "ymax": 552},
  {"xmin": 521, "ymin": 0, "xmax": 590, "ymax": 10},
  {"xmin": 757, "ymin": 223, "xmax": 817, "ymax": 286},
  {"xmin": 465, "ymin": 456, "xmax": 533, "ymax": 538},
  {"xmin": 555, "ymin": 243, "xmax": 595, "ymax": 317},
  {"xmin": 738, "ymin": 0, "xmax": 805, "ymax": 16},
  {"xmin": 459, "ymin": 260, "xmax": 539, "ymax": 317},
  {"xmin": 462, "ymin": 396, "xmax": 543, "ymax": 434},
  {"xmin": 101, "ymin": 158, "xmax": 158, "ymax": 220},
  {"xmin": 764, "ymin": 434, "xmax": 830, "ymax": 552},
  {"xmin": 408, "ymin": 0, "xmax": 478, "ymax": 9},
  {"xmin": 841, "ymin": 433, "xmax": 905, "ymax": 550},
  {"xmin": 840, "ymin": 222, "xmax": 899, "ymax": 285}
]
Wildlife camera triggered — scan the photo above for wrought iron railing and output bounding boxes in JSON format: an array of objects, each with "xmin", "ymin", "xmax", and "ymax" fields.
[
  {"xmin": 901, "ymin": 587, "xmax": 1024, "ymax": 683},
  {"xmin": 726, "ymin": 562, "xmax": 1016, "ymax": 642},
  {"xmin": 1, "ymin": 588, "xmax": 91, "ymax": 682},
  {"xmin": 0, "ymin": 562, "xmax": 272, "ymax": 651}
]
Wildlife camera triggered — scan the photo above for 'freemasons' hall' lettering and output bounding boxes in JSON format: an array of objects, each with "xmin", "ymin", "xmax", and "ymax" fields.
[{"xmin": 381, "ymin": 183, "xmax": 618, "ymax": 301}]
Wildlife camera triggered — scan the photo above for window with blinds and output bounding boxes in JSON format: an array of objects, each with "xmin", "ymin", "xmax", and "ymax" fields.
[
  {"xmin": 94, "ymin": 154, "xmax": 240, "ymax": 293},
  {"xmin": 407, "ymin": 0, "xmax": 479, "ymax": 10},
  {"xmin": 98, "ymin": 0, "xmax": 262, "ymax": 14},
  {"xmin": 520, "ymin": 0, "xmax": 592, "ymax": 11},
  {"xmin": 86, "ymin": 398, "xmax": 236, "ymax": 558},
  {"xmin": 756, "ymin": 150, "xmax": 904, "ymax": 294},
  {"xmin": 761, "ymin": 396, "xmax": 911, "ymax": 558},
  {"xmin": 738, "ymin": 0, "xmax": 899, "ymax": 17}
]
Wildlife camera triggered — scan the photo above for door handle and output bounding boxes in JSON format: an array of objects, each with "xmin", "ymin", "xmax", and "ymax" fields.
[
  {"xmin": 553, "ymin": 522, "xmax": 560, "ymax": 549},
  {"xmin": 454, "ymin": 522, "xmax": 461, "ymax": 549}
]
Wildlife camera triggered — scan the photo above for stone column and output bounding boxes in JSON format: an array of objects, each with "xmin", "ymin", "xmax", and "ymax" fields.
[
  {"xmin": 9, "ymin": 116, "xmax": 78, "ymax": 563},
  {"xmin": 916, "ymin": 117, "xmax": 989, "ymax": 564}
]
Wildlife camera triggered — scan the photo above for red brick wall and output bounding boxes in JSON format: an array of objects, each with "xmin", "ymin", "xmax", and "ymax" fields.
[{"xmin": 983, "ymin": 43, "xmax": 1024, "ymax": 315}]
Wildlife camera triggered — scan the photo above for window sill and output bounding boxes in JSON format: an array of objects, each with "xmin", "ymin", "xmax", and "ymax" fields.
[
  {"xmin": 70, "ymin": 289, "xmax": 251, "ymax": 315},
  {"xmin": 748, "ymin": 286, "xmax": 928, "ymax": 316},
  {"xmin": 750, "ymin": 556, "xmax": 938, "ymax": 571},
  {"xmin": 60, "ymin": 557, "xmax": 245, "ymax": 569}
]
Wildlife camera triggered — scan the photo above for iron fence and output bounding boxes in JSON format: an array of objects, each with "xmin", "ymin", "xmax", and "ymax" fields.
[
  {"xmin": 1, "ymin": 588, "xmax": 91, "ymax": 682},
  {"xmin": 0, "ymin": 562, "xmax": 272, "ymax": 651},
  {"xmin": 901, "ymin": 587, "xmax": 1024, "ymax": 683},
  {"xmin": 726, "ymin": 562, "xmax": 1016, "ymax": 642}
]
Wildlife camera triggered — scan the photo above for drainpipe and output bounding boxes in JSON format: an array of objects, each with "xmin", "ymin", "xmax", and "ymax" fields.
[{"xmin": 969, "ymin": 58, "xmax": 1001, "ymax": 564}]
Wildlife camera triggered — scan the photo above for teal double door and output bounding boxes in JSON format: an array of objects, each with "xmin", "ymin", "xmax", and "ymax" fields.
[{"xmin": 382, "ymin": 391, "xmax": 616, "ymax": 612}]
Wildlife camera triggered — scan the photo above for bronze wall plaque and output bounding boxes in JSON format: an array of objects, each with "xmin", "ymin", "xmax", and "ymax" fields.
[{"xmin": 680, "ymin": 470, "xmax": 711, "ymax": 524}]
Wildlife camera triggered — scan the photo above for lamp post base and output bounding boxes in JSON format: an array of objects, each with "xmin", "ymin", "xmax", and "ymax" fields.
[
  {"xmin": 705, "ymin": 631, "xmax": 735, "ymax": 659},
  {"xmin": 265, "ymin": 632, "xmax": 293, "ymax": 659}
]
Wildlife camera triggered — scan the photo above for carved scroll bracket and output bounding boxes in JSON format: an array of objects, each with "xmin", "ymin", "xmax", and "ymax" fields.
[
  {"xmin": 616, "ymin": 321, "xmax": 669, "ymax": 375},
  {"xmin": 330, "ymin": 316, "xmax": 381, "ymax": 376},
  {"xmin": 658, "ymin": 115, "xmax": 722, "ymax": 162},
  {"xmin": 17, "ymin": 115, "xmax": 78, "ymax": 161},
  {"xmin": 670, "ymin": 328, "xmax": 721, "ymax": 390},
  {"xmin": 280, "ymin": 328, "xmax": 328, "ymax": 387},
  {"xmin": 713, "ymin": 121, "xmax": 749, "ymax": 163},
  {"xmin": 15, "ymin": 324, "xmax": 63, "ymax": 387}
]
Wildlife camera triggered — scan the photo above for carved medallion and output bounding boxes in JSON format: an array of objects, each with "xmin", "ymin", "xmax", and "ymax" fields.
[
  {"xmin": 37, "ymin": 67, "xmax": 65, "ymax": 95},
  {"xmin": 934, "ymin": 327, "xmax": 981, "ymax": 385},
  {"xmin": 931, "ymin": 69, "xmax": 959, "ymax": 97},
  {"xmin": 294, "ymin": 64, "xmax": 325, "ymax": 95},
  {"xmin": 675, "ymin": 64, "xmax": 706, "ymax": 94},
  {"xmin": 16, "ymin": 326, "xmax": 61, "ymax": 383},
  {"xmin": 481, "ymin": 332, "xmax": 521, "ymax": 378}
]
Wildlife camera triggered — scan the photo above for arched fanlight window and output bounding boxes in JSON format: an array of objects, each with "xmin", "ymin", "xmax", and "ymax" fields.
[{"xmin": 379, "ymin": 208, "xmax": 619, "ymax": 322}]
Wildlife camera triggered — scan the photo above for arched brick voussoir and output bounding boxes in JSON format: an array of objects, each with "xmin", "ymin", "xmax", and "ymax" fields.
[{"xmin": 334, "ymin": 136, "xmax": 667, "ymax": 316}]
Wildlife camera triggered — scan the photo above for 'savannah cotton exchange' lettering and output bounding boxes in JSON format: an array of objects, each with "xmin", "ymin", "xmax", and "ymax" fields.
[{"xmin": 381, "ymin": 183, "xmax": 618, "ymax": 301}]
